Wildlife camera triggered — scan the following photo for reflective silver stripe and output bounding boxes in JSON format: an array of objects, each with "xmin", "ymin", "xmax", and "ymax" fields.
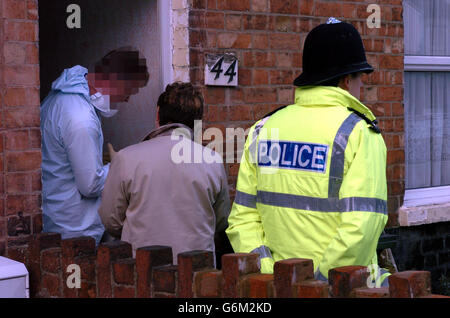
[
  {"xmin": 328, "ymin": 113, "xmax": 362, "ymax": 198},
  {"xmin": 257, "ymin": 190, "xmax": 387, "ymax": 214},
  {"xmin": 251, "ymin": 245, "xmax": 273, "ymax": 259},
  {"xmin": 341, "ymin": 197, "xmax": 387, "ymax": 214},
  {"xmin": 235, "ymin": 190, "xmax": 257, "ymax": 209},
  {"xmin": 249, "ymin": 116, "xmax": 271, "ymax": 163}
]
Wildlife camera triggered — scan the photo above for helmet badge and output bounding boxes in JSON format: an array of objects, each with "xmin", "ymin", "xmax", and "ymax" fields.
[{"xmin": 326, "ymin": 17, "xmax": 342, "ymax": 24}]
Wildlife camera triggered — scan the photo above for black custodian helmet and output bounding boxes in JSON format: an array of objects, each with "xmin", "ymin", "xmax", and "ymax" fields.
[{"xmin": 294, "ymin": 18, "xmax": 373, "ymax": 87}]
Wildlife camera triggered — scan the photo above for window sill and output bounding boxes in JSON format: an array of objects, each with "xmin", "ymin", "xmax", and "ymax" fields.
[
  {"xmin": 404, "ymin": 56, "xmax": 450, "ymax": 71},
  {"xmin": 398, "ymin": 202, "xmax": 450, "ymax": 226}
]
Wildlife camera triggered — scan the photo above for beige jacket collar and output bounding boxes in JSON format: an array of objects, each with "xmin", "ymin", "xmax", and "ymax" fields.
[{"xmin": 142, "ymin": 123, "xmax": 193, "ymax": 142}]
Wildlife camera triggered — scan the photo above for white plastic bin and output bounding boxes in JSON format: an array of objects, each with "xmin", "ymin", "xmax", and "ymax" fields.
[{"xmin": 0, "ymin": 256, "xmax": 29, "ymax": 298}]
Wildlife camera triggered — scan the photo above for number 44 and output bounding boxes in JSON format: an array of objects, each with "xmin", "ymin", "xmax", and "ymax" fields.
[{"xmin": 211, "ymin": 57, "xmax": 237, "ymax": 83}]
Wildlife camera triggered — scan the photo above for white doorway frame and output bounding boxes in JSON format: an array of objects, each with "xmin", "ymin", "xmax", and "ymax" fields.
[
  {"xmin": 158, "ymin": 0, "xmax": 173, "ymax": 90},
  {"xmin": 158, "ymin": 0, "xmax": 190, "ymax": 90}
]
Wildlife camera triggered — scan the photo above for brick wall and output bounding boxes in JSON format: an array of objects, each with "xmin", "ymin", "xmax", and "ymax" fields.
[
  {"xmin": 385, "ymin": 221, "xmax": 450, "ymax": 294},
  {"xmin": 4, "ymin": 232, "xmax": 449, "ymax": 298},
  {"xmin": 188, "ymin": 0, "xmax": 404, "ymax": 227},
  {"xmin": 0, "ymin": 0, "xmax": 42, "ymax": 257}
]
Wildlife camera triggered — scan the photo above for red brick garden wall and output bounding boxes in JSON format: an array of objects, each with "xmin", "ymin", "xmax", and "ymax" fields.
[
  {"xmin": 189, "ymin": 0, "xmax": 405, "ymax": 227},
  {"xmin": 7, "ymin": 233, "xmax": 450, "ymax": 298},
  {"xmin": 0, "ymin": 0, "xmax": 42, "ymax": 256},
  {"xmin": 4, "ymin": 233, "xmax": 449, "ymax": 298}
]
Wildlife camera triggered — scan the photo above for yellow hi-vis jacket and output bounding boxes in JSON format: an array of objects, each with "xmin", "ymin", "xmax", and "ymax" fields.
[{"xmin": 226, "ymin": 86, "xmax": 388, "ymax": 279}]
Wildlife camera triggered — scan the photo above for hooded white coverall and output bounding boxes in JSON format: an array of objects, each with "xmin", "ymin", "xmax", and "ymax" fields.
[{"xmin": 41, "ymin": 65, "xmax": 110, "ymax": 244}]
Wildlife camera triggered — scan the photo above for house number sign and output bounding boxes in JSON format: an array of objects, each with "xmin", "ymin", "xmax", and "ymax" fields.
[{"xmin": 205, "ymin": 53, "xmax": 238, "ymax": 87}]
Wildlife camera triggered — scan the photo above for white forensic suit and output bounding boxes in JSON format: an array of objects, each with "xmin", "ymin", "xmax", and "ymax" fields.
[{"xmin": 40, "ymin": 65, "xmax": 115, "ymax": 244}]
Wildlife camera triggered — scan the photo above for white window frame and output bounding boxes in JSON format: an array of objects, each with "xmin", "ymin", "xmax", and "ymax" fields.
[
  {"xmin": 403, "ymin": 185, "xmax": 450, "ymax": 208},
  {"xmin": 158, "ymin": 0, "xmax": 190, "ymax": 87},
  {"xmin": 404, "ymin": 56, "xmax": 450, "ymax": 72},
  {"xmin": 404, "ymin": 56, "xmax": 450, "ymax": 207}
]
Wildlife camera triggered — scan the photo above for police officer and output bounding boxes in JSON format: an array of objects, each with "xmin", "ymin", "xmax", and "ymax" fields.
[{"xmin": 226, "ymin": 18, "xmax": 389, "ymax": 285}]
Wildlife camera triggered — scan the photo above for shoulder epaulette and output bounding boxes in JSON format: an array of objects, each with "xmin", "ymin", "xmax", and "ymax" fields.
[
  {"xmin": 262, "ymin": 105, "xmax": 288, "ymax": 119},
  {"xmin": 347, "ymin": 107, "xmax": 381, "ymax": 134}
]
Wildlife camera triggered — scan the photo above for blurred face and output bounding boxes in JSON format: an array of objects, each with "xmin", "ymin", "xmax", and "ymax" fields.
[
  {"xmin": 339, "ymin": 72, "xmax": 363, "ymax": 100},
  {"xmin": 87, "ymin": 72, "xmax": 146, "ymax": 102}
]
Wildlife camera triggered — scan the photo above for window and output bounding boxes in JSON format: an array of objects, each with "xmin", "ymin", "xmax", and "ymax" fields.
[{"xmin": 403, "ymin": 0, "xmax": 450, "ymax": 207}]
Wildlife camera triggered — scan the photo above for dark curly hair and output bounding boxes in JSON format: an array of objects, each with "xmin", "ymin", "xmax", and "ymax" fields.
[{"xmin": 157, "ymin": 82, "xmax": 204, "ymax": 130}]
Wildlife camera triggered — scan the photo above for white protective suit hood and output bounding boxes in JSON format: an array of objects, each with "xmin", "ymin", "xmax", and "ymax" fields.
[{"xmin": 51, "ymin": 65, "xmax": 118, "ymax": 117}]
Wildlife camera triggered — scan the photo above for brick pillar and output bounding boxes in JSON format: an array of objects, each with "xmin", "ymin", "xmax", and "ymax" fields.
[
  {"xmin": 221, "ymin": 253, "xmax": 260, "ymax": 298},
  {"xmin": 274, "ymin": 258, "xmax": 314, "ymax": 298},
  {"xmin": 193, "ymin": 269, "xmax": 223, "ymax": 298},
  {"xmin": 135, "ymin": 245, "xmax": 173, "ymax": 298},
  {"xmin": 112, "ymin": 258, "xmax": 136, "ymax": 298},
  {"xmin": 0, "ymin": 0, "xmax": 42, "ymax": 256},
  {"xmin": 328, "ymin": 266, "xmax": 370, "ymax": 298},
  {"xmin": 177, "ymin": 250, "xmax": 215, "ymax": 297},
  {"xmin": 27, "ymin": 233, "xmax": 61, "ymax": 297},
  {"xmin": 240, "ymin": 274, "xmax": 275, "ymax": 298},
  {"xmin": 76, "ymin": 253, "xmax": 97, "ymax": 298},
  {"xmin": 293, "ymin": 279, "xmax": 330, "ymax": 298},
  {"xmin": 61, "ymin": 236, "xmax": 96, "ymax": 298},
  {"xmin": 388, "ymin": 271, "xmax": 431, "ymax": 298},
  {"xmin": 5, "ymin": 234, "xmax": 31, "ymax": 265},
  {"xmin": 40, "ymin": 246, "xmax": 63, "ymax": 297},
  {"xmin": 96, "ymin": 241, "xmax": 132, "ymax": 298},
  {"xmin": 152, "ymin": 265, "xmax": 178, "ymax": 298}
]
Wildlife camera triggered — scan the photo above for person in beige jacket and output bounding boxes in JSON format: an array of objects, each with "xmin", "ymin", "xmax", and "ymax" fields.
[{"xmin": 98, "ymin": 83, "xmax": 231, "ymax": 265}]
